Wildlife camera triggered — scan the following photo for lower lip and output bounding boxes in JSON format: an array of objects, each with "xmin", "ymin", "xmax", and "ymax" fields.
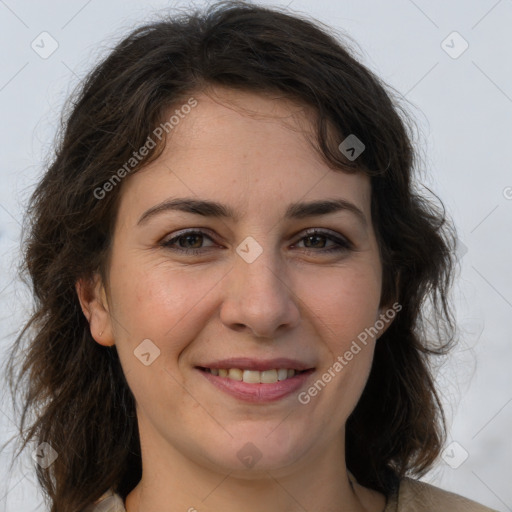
[{"xmin": 196, "ymin": 368, "xmax": 314, "ymax": 403}]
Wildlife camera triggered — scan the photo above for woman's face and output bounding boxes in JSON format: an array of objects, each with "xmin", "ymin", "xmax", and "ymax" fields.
[{"xmin": 92, "ymin": 87, "xmax": 391, "ymax": 476}]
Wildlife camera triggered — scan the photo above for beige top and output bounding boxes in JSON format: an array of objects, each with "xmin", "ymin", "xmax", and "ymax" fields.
[{"xmin": 83, "ymin": 477, "xmax": 499, "ymax": 512}]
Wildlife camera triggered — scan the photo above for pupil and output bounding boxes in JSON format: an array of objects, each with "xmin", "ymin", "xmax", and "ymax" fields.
[
  {"xmin": 306, "ymin": 235, "xmax": 325, "ymax": 248},
  {"xmin": 181, "ymin": 234, "xmax": 202, "ymax": 248}
]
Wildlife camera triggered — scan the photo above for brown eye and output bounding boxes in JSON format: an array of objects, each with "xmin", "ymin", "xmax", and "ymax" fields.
[
  {"xmin": 160, "ymin": 228, "xmax": 352, "ymax": 257},
  {"xmin": 175, "ymin": 233, "xmax": 204, "ymax": 249},
  {"xmin": 303, "ymin": 234, "xmax": 329, "ymax": 249},
  {"xmin": 161, "ymin": 230, "xmax": 216, "ymax": 254},
  {"xmin": 294, "ymin": 229, "xmax": 352, "ymax": 255}
]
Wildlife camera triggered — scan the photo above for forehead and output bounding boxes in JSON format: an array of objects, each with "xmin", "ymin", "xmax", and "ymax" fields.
[{"xmin": 118, "ymin": 87, "xmax": 371, "ymax": 223}]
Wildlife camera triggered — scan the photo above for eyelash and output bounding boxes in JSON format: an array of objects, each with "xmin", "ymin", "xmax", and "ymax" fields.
[{"xmin": 160, "ymin": 228, "xmax": 352, "ymax": 256}]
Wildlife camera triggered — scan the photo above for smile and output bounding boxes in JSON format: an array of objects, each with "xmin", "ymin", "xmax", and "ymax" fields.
[
  {"xmin": 199, "ymin": 367, "xmax": 304, "ymax": 383},
  {"xmin": 196, "ymin": 366, "xmax": 315, "ymax": 403}
]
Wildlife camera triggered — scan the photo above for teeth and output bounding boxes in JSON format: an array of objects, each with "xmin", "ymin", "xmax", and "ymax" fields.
[
  {"xmin": 277, "ymin": 368, "xmax": 288, "ymax": 381},
  {"xmin": 207, "ymin": 368, "xmax": 299, "ymax": 383},
  {"xmin": 243, "ymin": 370, "xmax": 261, "ymax": 384},
  {"xmin": 260, "ymin": 369, "xmax": 278, "ymax": 383},
  {"xmin": 228, "ymin": 368, "xmax": 243, "ymax": 381}
]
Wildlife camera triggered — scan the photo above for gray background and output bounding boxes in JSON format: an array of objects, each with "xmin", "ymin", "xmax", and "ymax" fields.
[{"xmin": 0, "ymin": 0, "xmax": 511, "ymax": 510}]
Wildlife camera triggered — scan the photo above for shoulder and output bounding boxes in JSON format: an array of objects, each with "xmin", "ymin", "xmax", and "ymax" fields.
[
  {"xmin": 82, "ymin": 489, "xmax": 126, "ymax": 512},
  {"xmin": 388, "ymin": 477, "xmax": 499, "ymax": 512},
  {"xmin": 82, "ymin": 480, "xmax": 499, "ymax": 512}
]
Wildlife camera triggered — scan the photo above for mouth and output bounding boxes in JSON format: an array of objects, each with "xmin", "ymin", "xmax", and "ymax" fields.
[
  {"xmin": 195, "ymin": 362, "xmax": 315, "ymax": 403},
  {"xmin": 196, "ymin": 366, "xmax": 311, "ymax": 383}
]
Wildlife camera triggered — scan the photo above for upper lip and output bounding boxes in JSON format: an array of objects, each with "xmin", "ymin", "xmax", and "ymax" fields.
[{"xmin": 196, "ymin": 357, "xmax": 315, "ymax": 372}]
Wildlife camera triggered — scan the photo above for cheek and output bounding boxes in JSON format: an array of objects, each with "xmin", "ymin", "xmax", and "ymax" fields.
[
  {"xmin": 108, "ymin": 260, "xmax": 226, "ymax": 346},
  {"xmin": 107, "ymin": 261, "xmax": 219, "ymax": 406},
  {"xmin": 299, "ymin": 263, "xmax": 382, "ymax": 342},
  {"xmin": 299, "ymin": 264, "xmax": 382, "ymax": 406}
]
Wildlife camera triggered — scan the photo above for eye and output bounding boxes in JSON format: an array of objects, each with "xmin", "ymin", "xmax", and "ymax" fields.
[
  {"xmin": 160, "ymin": 230, "xmax": 217, "ymax": 255},
  {"xmin": 293, "ymin": 229, "xmax": 352, "ymax": 255},
  {"xmin": 160, "ymin": 228, "xmax": 352, "ymax": 256}
]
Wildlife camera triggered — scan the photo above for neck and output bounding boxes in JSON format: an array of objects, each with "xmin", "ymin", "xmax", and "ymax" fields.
[{"xmin": 125, "ymin": 429, "xmax": 384, "ymax": 512}]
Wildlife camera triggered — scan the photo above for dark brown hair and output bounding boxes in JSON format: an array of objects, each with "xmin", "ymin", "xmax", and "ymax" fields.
[{"xmin": 3, "ymin": 1, "xmax": 457, "ymax": 510}]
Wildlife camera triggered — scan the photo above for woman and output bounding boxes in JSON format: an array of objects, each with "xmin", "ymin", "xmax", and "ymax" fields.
[{"xmin": 4, "ymin": 1, "xmax": 498, "ymax": 511}]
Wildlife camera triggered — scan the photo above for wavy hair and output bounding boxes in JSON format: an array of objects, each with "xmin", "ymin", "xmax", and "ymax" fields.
[{"xmin": 3, "ymin": 1, "xmax": 457, "ymax": 510}]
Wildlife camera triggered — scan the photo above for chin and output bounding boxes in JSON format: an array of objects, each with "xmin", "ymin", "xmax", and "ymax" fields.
[{"xmin": 197, "ymin": 430, "xmax": 307, "ymax": 475}]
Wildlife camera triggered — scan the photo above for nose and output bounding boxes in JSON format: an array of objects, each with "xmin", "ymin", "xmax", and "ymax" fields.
[{"xmin": 219, "ymin": 247, "xmax": 301, "ymax": 339}]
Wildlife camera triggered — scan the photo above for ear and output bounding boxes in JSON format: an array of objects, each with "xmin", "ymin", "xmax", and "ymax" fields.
[{"xmin": 75, "ymin": 273, "xmax": 115, "ymax": 347}]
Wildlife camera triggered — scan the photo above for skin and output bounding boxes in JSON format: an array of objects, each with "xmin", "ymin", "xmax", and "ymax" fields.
[{"xmin": 77, "ymin": 86, "xmax": 395, "ymax": 512}]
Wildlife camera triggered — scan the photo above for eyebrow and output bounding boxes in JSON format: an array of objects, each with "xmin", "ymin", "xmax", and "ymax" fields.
[{"xmin": 137, "ymin": 197, "xmax": 367, "ymax": 228}]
